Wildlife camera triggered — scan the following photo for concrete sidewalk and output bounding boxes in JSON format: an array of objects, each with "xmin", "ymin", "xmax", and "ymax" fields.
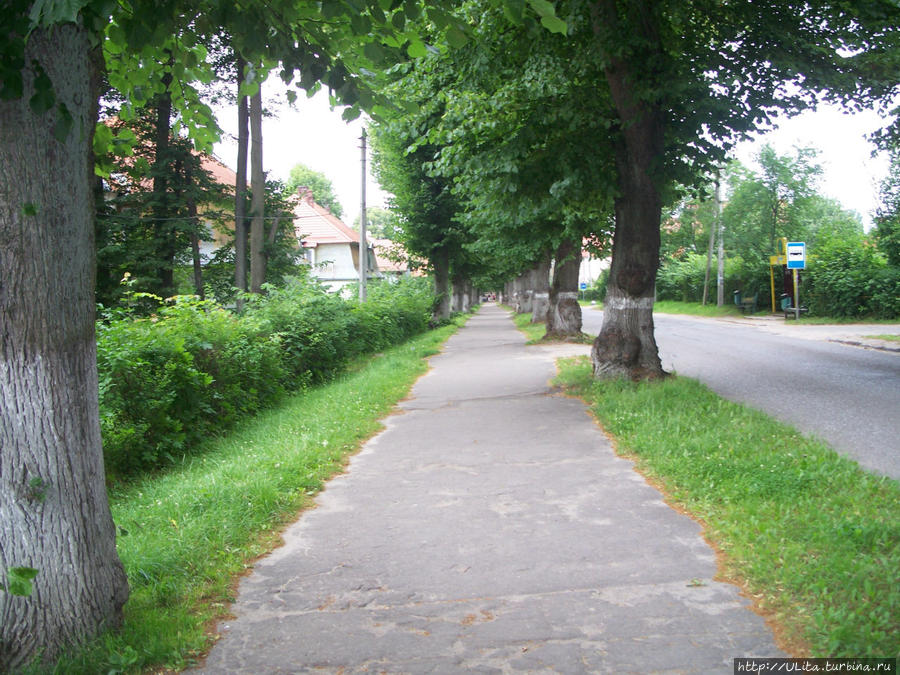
[{"xmin": 195, "ymin": 304, "xmax": 783, "ymax": 674}]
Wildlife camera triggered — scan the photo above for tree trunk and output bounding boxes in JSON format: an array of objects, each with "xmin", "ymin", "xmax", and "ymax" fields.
[
  {"xmin": 518, "ymin": 270, "xmax": 533, "ymax": 314},
  {"xmin": 590, "ymin": 7, "xmax": 666, "ymax": 379},
  {"xmin": 531, "ymin": 252, "xmax": 552, "ymax": 323},
  {"xmin": 716, "ymin": 177, "xmax": 725, "ymax": 307},
  {"xmin": 249, "ymin": 84, "xmax": 265, "ymax": 293},
  {"xmin": 702, "ymin": 190, "xmax": 716, "ymax": 305},
  {"xmin": 234, "ymin": 55, "xmax": 249, "ymax": 306},
  {"xmin": 185, "ymin": 163, "xmax": 204, "ymax": 299},
  {"xmin": 546, "ymin": 238, "xmax": 583, "ymax": 337},
  {"xmin": 153, "ymin": 55, "xmax": 175, "ymax": 296},
  {"xmin": 451, "ymin": 276, "xmax": 466, "ymax": 313},
  {"xmin": 432, "ymin": 251, "xmax": 451, "ymax": 321},
  {"xmin": 0, "ymin": 24, "xmax": 128, "ymax": 671}
]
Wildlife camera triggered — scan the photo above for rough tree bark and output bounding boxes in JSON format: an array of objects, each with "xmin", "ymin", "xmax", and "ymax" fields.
[
  {"xmin": 0, "ymin": 24, "xmax": 129, "ymax": 671},
  {"xmin": 590, "ymin": 0, "xmax": 666, "ymax": 379},
  {"xmin": 234, "ymin": 54, "xmax": 249, "ymax": 304},
  {"xmin": 432, "ymin": 250, "xmax": 451, "ymax": 321},
  {"xmin": 530, "ymin": 251, "xmax": 552, "ymax": 323},
  {"xmin": 451, "ymin": 275, "xmax": 469, "ymax": 313},
  {"xmin": 546, "ymin": 238, "xmax": 583, "ymax": 338},
  {"xmin": 249, "ymin": 84, "xmax": 266, "ymax": 293},
  {"xmin": 518, "ymin": 270, "xmax": 533, "ymax": 314}
]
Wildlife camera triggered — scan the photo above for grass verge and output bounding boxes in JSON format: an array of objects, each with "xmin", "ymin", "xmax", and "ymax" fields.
[
  {"xmin": 553, "ymin": 356, "xmax": 900, "ymax": 658},
  {"xmin": 865, "ymin": 334, "xmax": 900, "ymax": 342},
  {"xmin": 507, "ymin": 309, "xmax": 593, "ymax": 344},
  {"xmin": 42, "ymin": 319, "xmax": 465, "ymax": 674},
  {"xmin": 653, "ymin": 300, "xmax": 745, "ymax": 317}
]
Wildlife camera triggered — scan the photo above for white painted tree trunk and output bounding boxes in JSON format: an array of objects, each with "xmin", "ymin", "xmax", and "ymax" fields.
[
  {"xmin": 546, "ymin": 239, "xmax": 583, "ymax": 337},
  {"xmin": 0, "ymin": 24, "xmax": 128, "ymax": 671},
  {"xmin": 530, "ymin": 253, "xmax": 552, "ymax": 323}
]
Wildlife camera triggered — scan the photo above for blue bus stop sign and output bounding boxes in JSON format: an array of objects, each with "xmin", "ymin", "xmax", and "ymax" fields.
[{"xmin": 786, "ymin": 242, "xmax": 806, "ymax": 270}]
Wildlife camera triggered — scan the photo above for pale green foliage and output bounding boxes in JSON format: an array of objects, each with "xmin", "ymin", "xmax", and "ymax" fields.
[
  {"xmin": 285, "ymin": 163, "xmax": 343, "ymax": 218},
  {"xmin": 354, "ymin": 206, "xmax": 397, "ymax": 239},
  {"xmin": 874, "ymin": 149, "xmax": 900, "ymax": 266},
  {"xmin": 0, "ymin": 567, "xmax": 39, "ymax": 597}
]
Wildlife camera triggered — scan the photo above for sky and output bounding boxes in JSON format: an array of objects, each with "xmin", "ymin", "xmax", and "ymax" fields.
[{"xmin": 213, "ymin": 86, "xmax": 894, "ymax": 231}]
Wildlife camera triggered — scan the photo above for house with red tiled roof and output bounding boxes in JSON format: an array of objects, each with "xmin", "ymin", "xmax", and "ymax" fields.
[
  {"xmin": 293, "ymin": 187, "xmax": 378, "ymax": 291},
  {"xmin": 371, "ymin": 238, "xmax": 416, "ymax": 279}
]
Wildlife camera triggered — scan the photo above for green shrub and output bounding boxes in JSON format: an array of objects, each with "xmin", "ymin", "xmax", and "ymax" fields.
[
  {"xmin": 656, "ymin": 253, "xmax": 762, "ymax": 305},
  {"xmin": 97, "ymin": 319, "xmax": 214, "ymax": 475},
  {"xmin": 97, "ymin": 276, "xmax": 435, "ymax": 478},
  {"xmin": 805, "ymin": 237, "xmax": 899, "ymax": 319}
]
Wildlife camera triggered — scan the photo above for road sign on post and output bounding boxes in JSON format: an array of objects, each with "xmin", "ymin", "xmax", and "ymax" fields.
[
  {"xmin": 786, "ymin": 242, "xmax": 806, "ymax": 320},
  {"xmin": 786, "ymin": 241, "xmax": 806, "ymax": 270}
]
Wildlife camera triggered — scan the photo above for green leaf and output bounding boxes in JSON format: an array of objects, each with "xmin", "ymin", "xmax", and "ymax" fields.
[
  {"xmin": 53, "ymin": 102, "xmax": 73, "ymax": 143},
  {"xmin": 528, "ymin": 0, "xmax": 557, "ymax": 18},
  {"xmin": 93, "ymin": 120, "xmax": 113, "ymax": 155},
  {"xmin": 342, "ymin": 106, "xmax": 361, "ymax": 122},
  {"xmin": 28, "ymin": 62, "xmax": 55, "ymax": 114},
  {"xmin": 446, "ymin": 26, "xmax": 467, "ymax": 49},
  {"xmin": 238, "ymin": 79, "xmax": 260, "ymax": 99},
  {"xmin": 540, "ymin": 15, "xmax": 568, "ymax": 34},
  {"xmin": 407, "ymin": 39, "xmax": 428, "ymax": 59},
  {"xmin": 22, "ymin": 202, "xmax": 38, "ymax": 216},
  {"xmin": 364, "ymin": 41, "xmax": 386, "ymax": 64},
  {"xmin": 404, "ymin": 0, "xmax": 421, "ymax": 21},
  {"xmin": 28, "ymin": 0, "xmax": 87, "ymax": 27},
  {"xmin": 3, "ymin": 567, "xmax": 38, "ymax": 597}
]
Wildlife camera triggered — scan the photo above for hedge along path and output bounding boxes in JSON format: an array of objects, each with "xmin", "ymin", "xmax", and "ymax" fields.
[{"xmin": 46, "ymin": 320, "xmax": 466, "ymax": 675}]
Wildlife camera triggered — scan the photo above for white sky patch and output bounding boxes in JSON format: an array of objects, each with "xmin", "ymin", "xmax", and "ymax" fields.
[
  {"xmin": 213, "ymin": 85, "xmax": 387, "ymax": 227},
  {"xmin": 732, "ymin": 104, "xmax": 892, "ymax": 229}
]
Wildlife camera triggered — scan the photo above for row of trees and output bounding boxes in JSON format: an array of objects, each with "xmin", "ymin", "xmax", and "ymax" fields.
[
  {"xmin": 1, "ymin": 0, "xmax": 534, "ymax": 669},
  {"xmin": 2, "ymin": 0, "xmax": 898, "ymax": 669},
  {"xmin": 657, "ymin": 144, "xmax": 900, "ymax": 319},
  {"xmin": 366, "ymin": 1, "xmax": 898, "ymax": 377}
]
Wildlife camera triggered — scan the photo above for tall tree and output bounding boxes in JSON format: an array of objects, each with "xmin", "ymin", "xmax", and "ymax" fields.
[
  {"xmin": 0, "ymin": 19, "xmax": 128, "ymax": 672},
  {"xmin": 874, "ymin": 148, "xmax": 900, "ymax": 267},
  {"xmin": 3, "ymin": 0, "xmax": 534, "ymax": 665},
  {"xmin": 585, "ymin": 0, "xmax": 899, "ymax": 378},
  {"xmin": 285, "ymin": 163, "xmax": 343, "ymax": 217},
  {"xmin": 234, "ymin": 54, "xmax": 249, "ymax": 301},
  {"xmin": 248, "ymin": 83, "xmax": 266, "ymax": 293}
]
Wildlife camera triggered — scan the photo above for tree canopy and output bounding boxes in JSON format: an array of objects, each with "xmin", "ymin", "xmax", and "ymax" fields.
[{"xmin": 285, "ymin": 162, "xmax": 343, "ymax": 217}]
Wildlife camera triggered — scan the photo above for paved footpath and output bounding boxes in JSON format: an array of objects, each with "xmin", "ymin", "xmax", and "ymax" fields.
[{"xmin": 195, "ymin": 304, "xmax": 783, "ymax": 674}]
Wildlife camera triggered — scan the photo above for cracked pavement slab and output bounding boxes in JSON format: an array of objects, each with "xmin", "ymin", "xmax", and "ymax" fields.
[{"xmin": 193, "ymin": 304, "xmax": 783, "ymax": 674}]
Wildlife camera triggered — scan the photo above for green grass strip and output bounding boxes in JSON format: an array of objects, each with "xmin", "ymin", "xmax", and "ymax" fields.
[
  {"xmin": 653, "ymin": 300, "xmax": 746, "ymax": 317},
  {"xmin": 554, "ymin": 356, "xmax": 900, "ymax": 658},
  {"xmin": 42, "ymin": 320, "xmax": 464, "ymax": 674},
  {"xmin": 508, "ymin": 309, "xmax": 549, "ymax": 344}
]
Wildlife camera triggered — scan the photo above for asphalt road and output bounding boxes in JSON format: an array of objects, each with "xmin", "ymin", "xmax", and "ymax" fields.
[{"xmin": 580, "ymin": 309, "xmax": 900, "ymax": 481}]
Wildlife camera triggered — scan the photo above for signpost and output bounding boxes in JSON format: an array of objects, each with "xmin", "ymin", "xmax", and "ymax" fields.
[
  {"xmin": 579, "ymin": 281, "xmax": 587, "ymax": 300},
  {"xmin": 786, "ymin": 242, "xmax": 806, "ymax": 320}
]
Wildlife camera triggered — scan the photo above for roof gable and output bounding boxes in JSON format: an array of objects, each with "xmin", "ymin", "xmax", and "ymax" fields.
[{"xmin": 292, "ymin": 188, "xmax": 359, "ymax": 247}]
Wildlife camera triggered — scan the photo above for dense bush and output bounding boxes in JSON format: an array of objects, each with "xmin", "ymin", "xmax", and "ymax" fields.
[
  {"xmin": 97, "ymin": 276, "xmax": 435, "ymax": 477},
  {"xmin": 655, "ymin": 253, "xmax": 762, "ymax": 306},
  {"xmin": 805, "ymin": 237, "xmax": 900, "ymax": 319}
]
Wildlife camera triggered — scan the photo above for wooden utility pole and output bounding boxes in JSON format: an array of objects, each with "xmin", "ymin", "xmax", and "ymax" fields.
[
  {"xmin": 715, "ymin": 172, "xmax": 725, "ymax": 306},
  {"xmin": 702, "ymin": 175, "xmax": 716, "ymax": 306},
  {"xmin": 359, "ymin": 129, "xmax": 367, "ymax": 302}
]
